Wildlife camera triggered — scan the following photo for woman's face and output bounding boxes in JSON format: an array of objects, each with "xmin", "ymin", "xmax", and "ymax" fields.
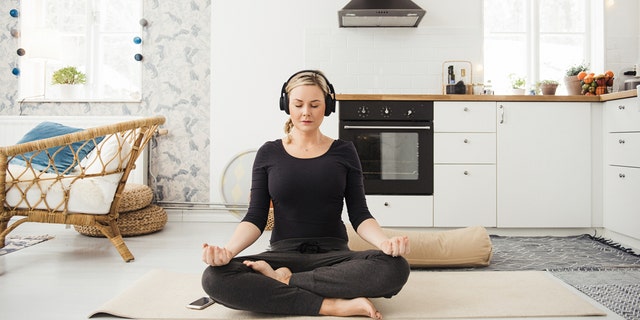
[{"xmin": 288, "ymin": 84, "xmax": 326, "ymax": 133}]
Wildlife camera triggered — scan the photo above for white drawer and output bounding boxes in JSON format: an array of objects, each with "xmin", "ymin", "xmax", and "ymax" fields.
[
  {"xmin": 365, "ymin": 195, "xmax": 433, "ymax": 227},
  {"xmin": 434, "ymin": 101, "xmax": 496, "ymax": 132},
  {"xmin": 434, "ymin": 133, "xmax": 496, "ymax": 164},
  {"xmin": 604, "ymin": 166, "xmax": 640, "ymax": 239},
  {"xmin": 605, "ymin": 98, "xmax": 640, "ymax": 132},
  {"xmin": 434, "ymin": 164, "xmax": 496, "ymax": 227},
  {"xmin": 606, "ymin": 133, "xmax": 640, "ymax": 167}
]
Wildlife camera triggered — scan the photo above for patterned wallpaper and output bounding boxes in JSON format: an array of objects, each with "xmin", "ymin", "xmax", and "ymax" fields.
[{"xmin": 0, "ymin": 0, "xmax": 211, "ymax": 203}]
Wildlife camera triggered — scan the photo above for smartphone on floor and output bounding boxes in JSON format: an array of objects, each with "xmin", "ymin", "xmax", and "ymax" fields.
[{"xmin": 186, "ymin": 296, "xmax": 215, "ymax": 310}]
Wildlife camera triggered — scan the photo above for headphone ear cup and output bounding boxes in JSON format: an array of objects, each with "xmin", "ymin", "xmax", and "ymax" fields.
[
  {"xmin": 324, "ymin": 94, "xmax": 335, "ymax": 116},
  {"xmin": 324, "ymin": 82, "xmax": 336, "ymax": 116},
  {"xmin": 279, "ymin": 95, "xmax": 290, "ymax": 114},
  {"xmin": 279, "ymin": 81, "xmax": 289, "ymax": 114}
]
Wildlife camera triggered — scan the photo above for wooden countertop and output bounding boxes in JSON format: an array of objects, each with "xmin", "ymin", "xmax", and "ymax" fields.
[{"xmin": 336, "ymin": 89, "xmax": 637, "ymax": 102}]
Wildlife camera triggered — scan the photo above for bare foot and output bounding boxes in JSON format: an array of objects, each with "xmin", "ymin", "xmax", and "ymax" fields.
[
  {"xmin": 319, "ymin": 297, "xmax": 382, "ymax": 319},
  {"xmin": 243, "ymin": 260, "xmax": 292, "ymax": 285}
]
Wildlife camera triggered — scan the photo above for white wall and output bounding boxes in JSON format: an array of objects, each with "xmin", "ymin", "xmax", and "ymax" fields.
[{"xmin": 210, "ymin": 0, "xmax": 484, "ymax": 202}]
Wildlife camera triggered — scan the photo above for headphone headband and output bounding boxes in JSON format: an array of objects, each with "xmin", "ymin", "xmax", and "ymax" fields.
[{"xmin": 279, "ymin": 70, "xmax": 336, "ymax": 116}]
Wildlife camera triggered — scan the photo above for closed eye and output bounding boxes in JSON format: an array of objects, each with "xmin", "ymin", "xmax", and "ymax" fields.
[{"xmin": 294, "ymin": 104, "xmax": 321, "ymax": 108}]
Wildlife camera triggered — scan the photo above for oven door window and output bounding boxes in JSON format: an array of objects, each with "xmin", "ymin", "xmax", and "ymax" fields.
[
  {"xmin": 340, "ymin": 120, "xmax": 433, "ymax": 195},
  {"xmin": 355, "ymin": 132, "xmax": 419, "ymax": 181}
]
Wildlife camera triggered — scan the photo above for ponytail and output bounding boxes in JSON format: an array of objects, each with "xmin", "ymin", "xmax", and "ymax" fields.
[{"xmin": 283, "ymin": 118, "xmax": 293, "ymax": 143}]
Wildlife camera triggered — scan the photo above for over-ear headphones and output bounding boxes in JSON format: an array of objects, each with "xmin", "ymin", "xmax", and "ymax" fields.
[{"xmin": 279, "ymin": 70, "xmax": 336, "ymax": 117}]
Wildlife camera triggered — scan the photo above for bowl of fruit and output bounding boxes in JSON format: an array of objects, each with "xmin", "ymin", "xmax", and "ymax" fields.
[{"xmin": 578, "ymin": 70, "xmax": 614, "ymax": 95}]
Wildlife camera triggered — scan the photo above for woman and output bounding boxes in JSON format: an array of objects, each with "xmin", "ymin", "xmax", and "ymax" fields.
[{"xmin": 201, "ymin": 70, "xmax": 410, "ymax": 319}]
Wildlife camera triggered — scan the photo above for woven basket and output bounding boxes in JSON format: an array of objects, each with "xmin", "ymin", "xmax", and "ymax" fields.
[
  {"xmin": 118, "ymin": 184, "xmax": 154, "ymax": 213},
  {"xmin": 75, "ymin": 204, "xmax": 167, "ymax": 237}
]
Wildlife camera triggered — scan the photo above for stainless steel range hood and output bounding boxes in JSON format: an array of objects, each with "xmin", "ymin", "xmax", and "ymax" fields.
[{"xmin": 338, "ymin": 0, "xmax": 426, "ymax": 28}]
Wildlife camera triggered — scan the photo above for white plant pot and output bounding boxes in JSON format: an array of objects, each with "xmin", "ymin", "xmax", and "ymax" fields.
[
  {"xmin": 511, "ymin": 88, "xmax": 525, "ymax": 95},
  {"xmin": 58, "ymin": 84, "xmax": 85, "ymax": 100}
]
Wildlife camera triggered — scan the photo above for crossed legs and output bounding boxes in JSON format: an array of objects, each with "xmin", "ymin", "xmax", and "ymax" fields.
[
  {"xmin": 244, "ymin": 260, "xmax": 382, "ymax": 319},
  {"xmin": 202, "ymin": 249, "xmax": 409, "ymax": 318}
]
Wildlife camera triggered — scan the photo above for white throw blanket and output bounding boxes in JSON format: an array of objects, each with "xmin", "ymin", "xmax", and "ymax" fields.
[{"xmin": 5, "ymin": 164, "xmax": 122, "ymax": 214}]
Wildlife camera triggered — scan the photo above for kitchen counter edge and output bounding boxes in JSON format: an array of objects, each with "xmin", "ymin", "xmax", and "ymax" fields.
[{"xmin": 336, "ymin": 90, "xmax": 636, "ymax": 102}]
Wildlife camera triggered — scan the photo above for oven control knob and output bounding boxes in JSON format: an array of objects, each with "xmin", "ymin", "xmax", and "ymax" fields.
[
  {"xmin": 381, "ymin": 107, "xmax": 391, "ymax": 118},
  {"xmin": 406, "ymin": 108, "xmax": 415, "ymax": 118},
  {"xmin": 357, "ymin": 106, "xmax": 370, "ymax": 118}
]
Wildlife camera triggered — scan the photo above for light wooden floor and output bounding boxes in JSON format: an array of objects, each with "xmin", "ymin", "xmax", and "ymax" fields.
[{"xmin": 0, "ymin": 219, "xmax": 624, "ymax": 320}]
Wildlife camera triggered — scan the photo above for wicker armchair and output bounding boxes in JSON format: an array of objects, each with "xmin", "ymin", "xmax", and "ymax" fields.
[{"xmin": 0, "ymin": 116, "xmax": 166, "ymax": 262}]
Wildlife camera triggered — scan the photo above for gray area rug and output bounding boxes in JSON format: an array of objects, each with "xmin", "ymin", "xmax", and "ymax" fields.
[
  {"xmin": 555, "ymin": 269, "xmax": 640, "ymax": 320},
  {"xmin": 487, "ymin": 234, "xmax": 640, "ymax": 271},
  {"xmin": 0, "ymin": 234, "xmax": 54, "ymax": 256},
  {"xmin": 429, "ymin": 234, "xmax": 640, "ymax": 320}
]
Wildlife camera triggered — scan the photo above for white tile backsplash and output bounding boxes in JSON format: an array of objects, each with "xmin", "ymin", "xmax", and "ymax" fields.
[{"xmin": 308, "ymin": 26, "xmax": 483, "ymax": 94}]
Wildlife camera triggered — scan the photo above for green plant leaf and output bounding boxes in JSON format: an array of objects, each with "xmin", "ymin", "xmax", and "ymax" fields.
[{"xmin": 51, "ymin": 66, "xmax": 87, "ymax": 85}]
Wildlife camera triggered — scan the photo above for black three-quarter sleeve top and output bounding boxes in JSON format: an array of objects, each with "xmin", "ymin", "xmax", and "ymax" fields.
[{"xmin": 242, "ymin": 139, "xmax": 374, "ymax": 243}]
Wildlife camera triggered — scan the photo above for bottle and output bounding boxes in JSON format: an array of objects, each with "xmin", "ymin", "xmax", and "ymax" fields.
[
  {"xmin": 483, "ymin": 80, "xmax": 494, "ymax": 95},
  {"xmin": 447, "ymin": 65, "xmax": 455, "ymax": 84}
]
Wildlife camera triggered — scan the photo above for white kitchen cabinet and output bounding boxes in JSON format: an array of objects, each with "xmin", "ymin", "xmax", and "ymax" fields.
[
  {"xmin": 366, "ymin": 195, "xmax": 433, "ymax": 227},
  {"xmin": 434, "ymin": 101, "xmax": 496, "ymax": 132},
  {"xmin": 604, "ymin": 166, "xmax": 640, "ymax": 239},
  {"xmin": 603, "ymin": 97, "xmax": 640, "ymax": 240},
  {"xmin": 434, "ymin": 102, "xmax": 496, "ymax": 227},
  {"xmin": 496, "ymin": 102, "xmax": 592, "ymax": 228},
  {"xmin": 606, "ymin": 133, "xmax": 640, "ymax": 165},
  {"xmin": 434, "ymin": 165, "xmax": 496, "ymax": 226},
  {"xmin": 434, "ymin": 133, "xmax": 496, "ymax": 164},
  {"xmin": 604, "ymin": 98, "xmax": 640, "ymax": 132}
]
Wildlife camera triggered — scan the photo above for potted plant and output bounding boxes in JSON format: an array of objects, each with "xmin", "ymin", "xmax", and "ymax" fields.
[
  {"xmin": 509, "ymin": 74, "xmax": 526, "ymax": 95},
  {"xmin": 52, "ymin": 66, "xmax": 86, "ymax": 85},
  {"xmin": 538, "ymin": 80, "xmax": 559, "ymax": 95},
  {"xmin": 564, "ymin": 62, "xmax": 589, "ymax": 95},
  {"xmin": 51, "ymin": 66, "xmax": 86, "ymax": 99}
]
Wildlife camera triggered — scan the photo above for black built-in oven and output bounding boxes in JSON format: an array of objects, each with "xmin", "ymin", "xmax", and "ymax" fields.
[{"xmin": 339, "ymin": 100, "xmax": 433, "ymax": 195}]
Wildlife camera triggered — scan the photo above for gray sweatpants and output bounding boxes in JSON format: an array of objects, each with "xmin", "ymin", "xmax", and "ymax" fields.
[{"xmin": 201, "ymin": 237, "xmax": 410, "ymax": 316}]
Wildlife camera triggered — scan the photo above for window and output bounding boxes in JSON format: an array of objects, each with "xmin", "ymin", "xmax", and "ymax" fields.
[
  {"xmin": 483, "ymin": 0, "xmax": 596, "ymax": 94},
  {"xmin": 19, "ymin": 0, "xmax": 143, "ymax": 102}
]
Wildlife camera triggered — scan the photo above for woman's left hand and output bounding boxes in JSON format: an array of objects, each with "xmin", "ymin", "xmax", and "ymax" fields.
[{"xmin": 379, "ymin": 236, "xmax": 410, "ymax": 257}]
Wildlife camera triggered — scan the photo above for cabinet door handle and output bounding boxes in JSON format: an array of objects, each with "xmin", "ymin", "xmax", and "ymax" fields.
[
  {"xmin": 463, "ymin": 170, "xmax": 469, "ymax": 176},
  {"xmin": 463, "ymin": 138, "xmax": 469, "ymax": 144},
  {"xmin": 499, "ymin": 105, "xmax": 505, "ymax": 124},
  {"xmin": 618, "ymin": 105, "xmax": 626, "ymax": 110},
  {"xmin": 618, "ymin": 139, "xmax": 626, "ymax": 144},
  {"xmin": 383, "ymin": 202, "xmax": 390, "ymax": 207},
  {"xmin": 619, "ymin": 173, "xmax": 626, "ymax": 178},
  {"xmin": 463, "ymin": 107, "xmax": 469, "ymax": 112}
]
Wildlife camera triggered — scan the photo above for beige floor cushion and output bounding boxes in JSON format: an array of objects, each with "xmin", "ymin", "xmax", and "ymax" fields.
[{"xmin": 347, "ymin": 225, "xmax": 493, "ymax": 268}]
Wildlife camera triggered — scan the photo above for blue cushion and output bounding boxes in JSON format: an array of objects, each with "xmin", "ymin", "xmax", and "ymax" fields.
[{"xmin": 10, "ymin": 122, "xmax": 103, "ymax": 173}]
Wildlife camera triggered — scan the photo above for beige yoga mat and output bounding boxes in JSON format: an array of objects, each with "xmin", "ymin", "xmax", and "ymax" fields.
[{"xmin": 90, "ymin": 269, "xmax": 606, "ymax": 319}]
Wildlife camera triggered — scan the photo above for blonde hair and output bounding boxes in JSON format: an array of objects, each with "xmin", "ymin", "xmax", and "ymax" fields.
[{"xmin": 282, "ymin": 70, "xmax": 332, "ymax": 143}]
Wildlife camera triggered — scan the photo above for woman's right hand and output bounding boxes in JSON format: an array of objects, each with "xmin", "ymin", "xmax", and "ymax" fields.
[{"xmin": 202, "ymin": 243, "xmax": 234, "ymax": 266}]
